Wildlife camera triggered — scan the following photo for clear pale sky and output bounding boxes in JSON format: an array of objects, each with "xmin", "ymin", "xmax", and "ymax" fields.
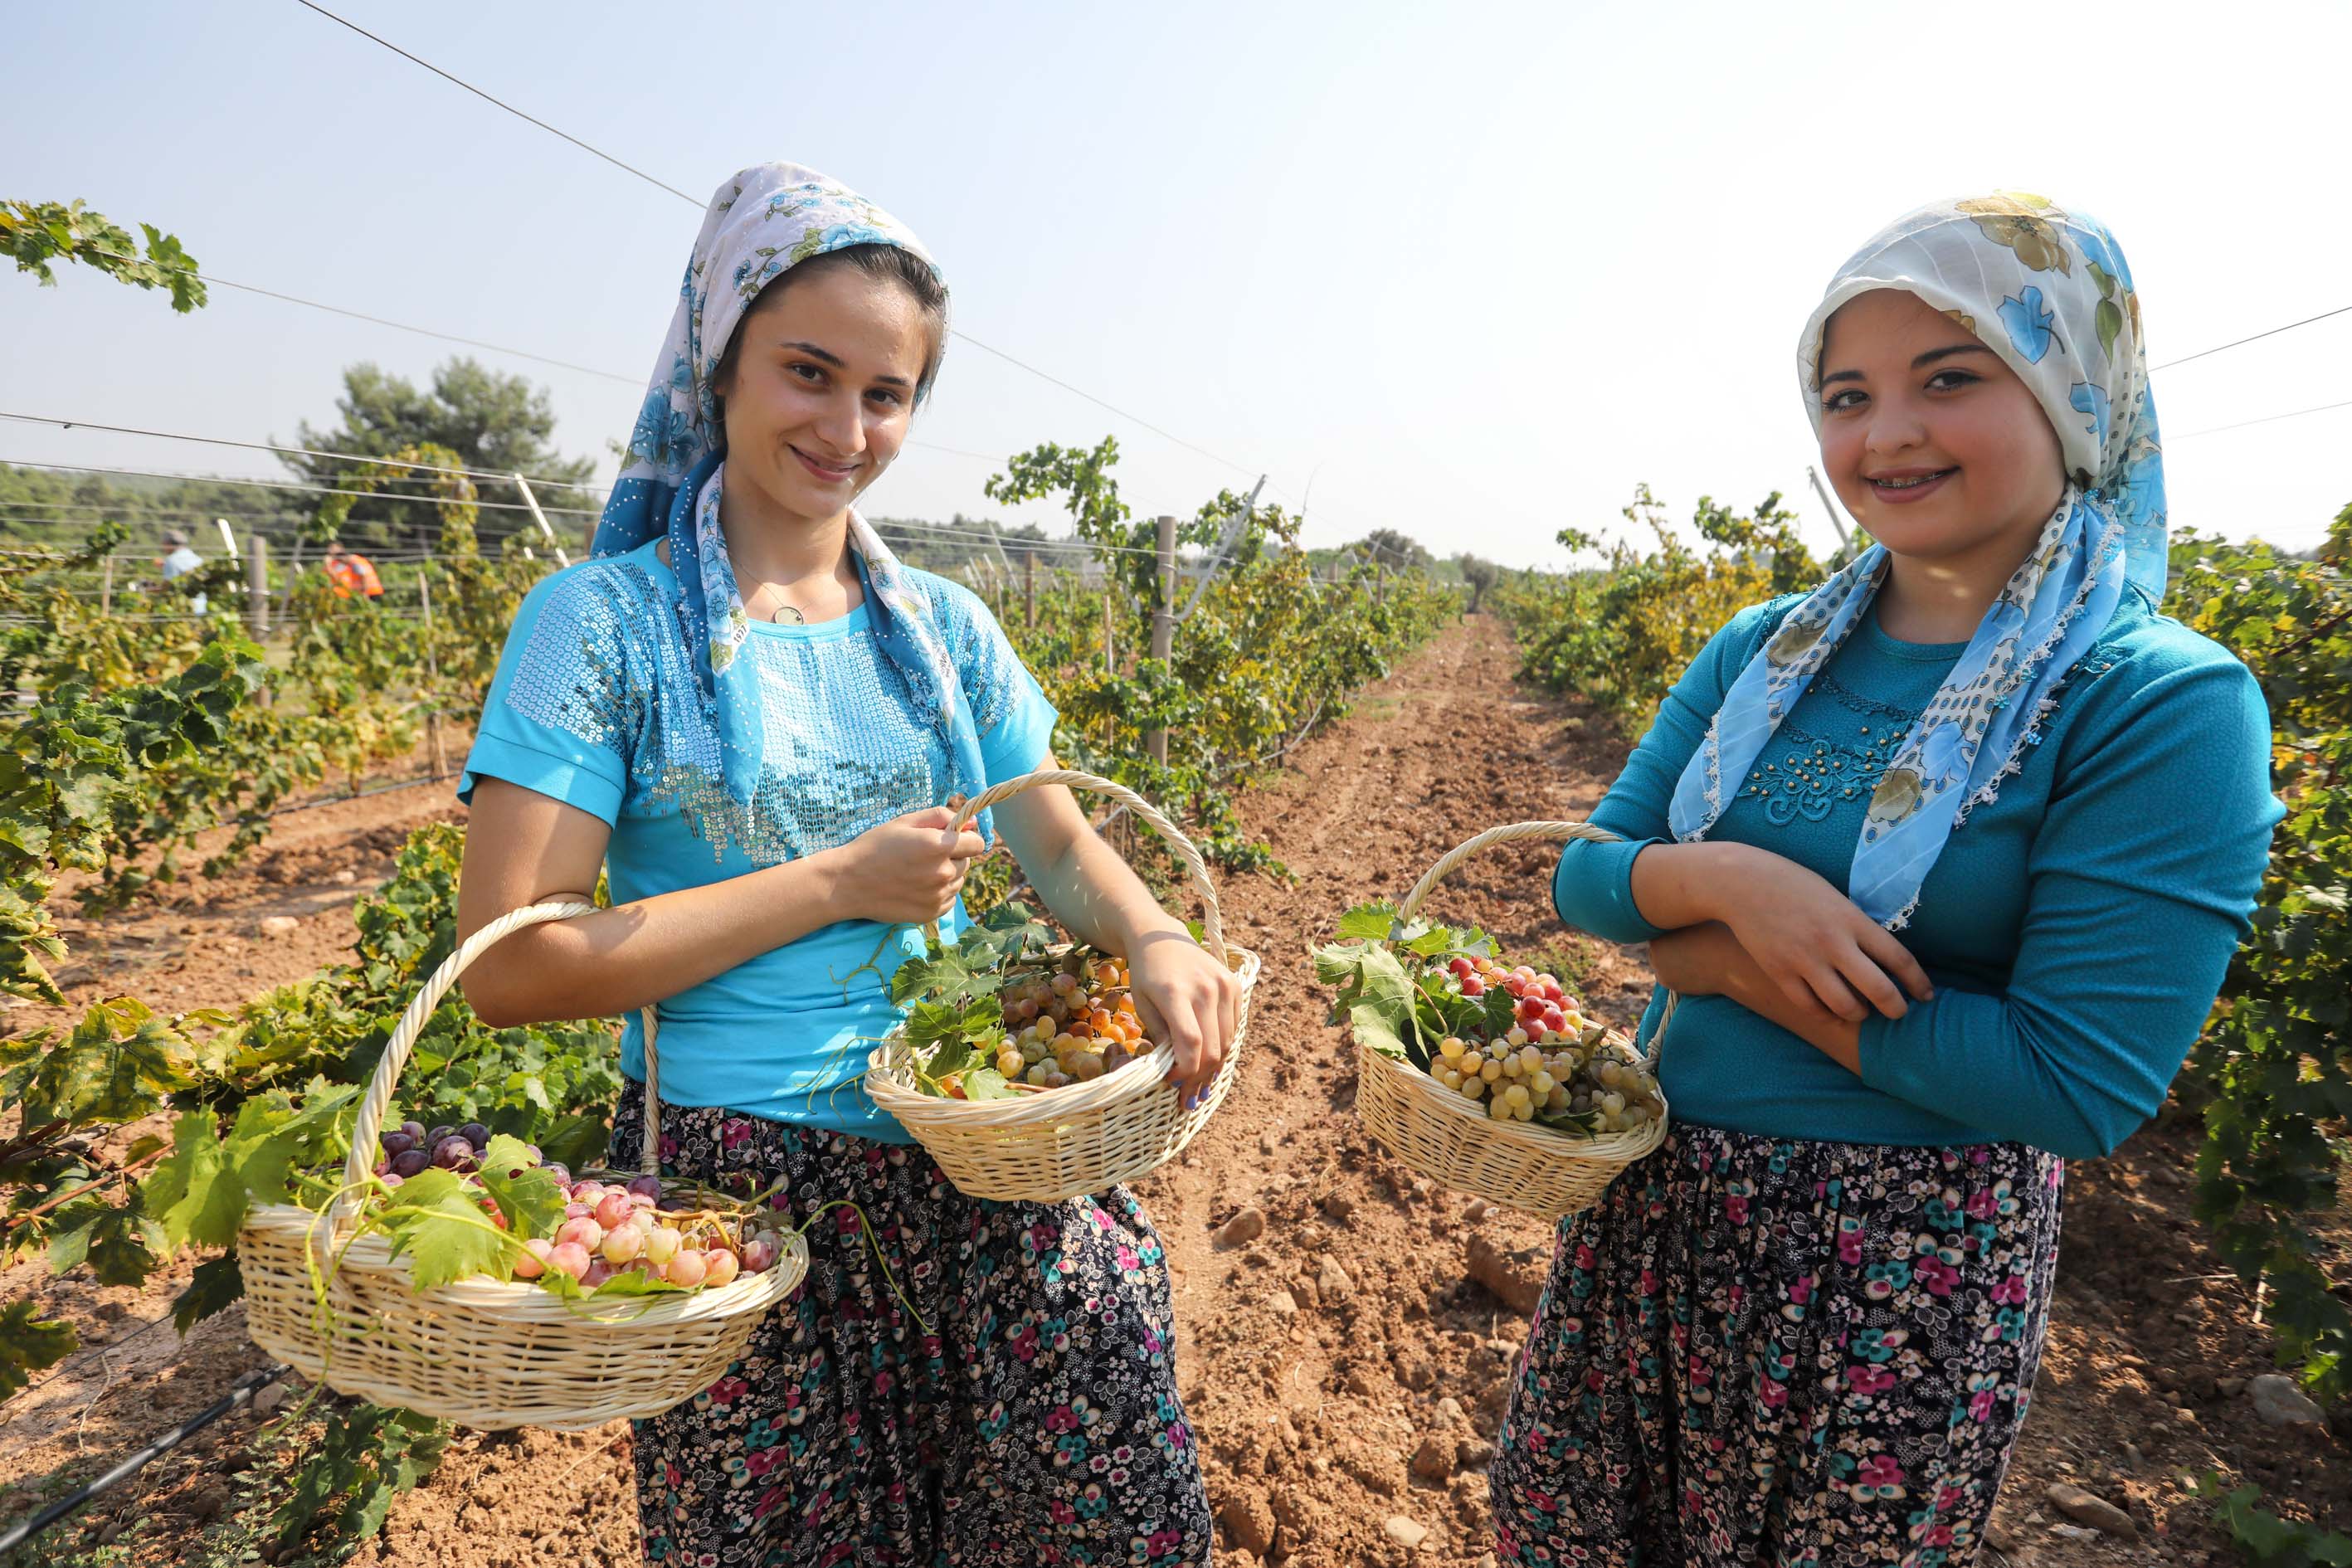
[{"xmin": 6, "ymin": 0, "xmax": 2347, "ymax": 567}]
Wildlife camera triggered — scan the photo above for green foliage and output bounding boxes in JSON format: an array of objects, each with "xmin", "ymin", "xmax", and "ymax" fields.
[
  {"xmin": 2172, "ymin": 508, "xmax": 2352, "ymax": 1397},
  {"xmin": 1, "ymin": 198, "xmax": 206, "ymax": 312},
  {"xmin": 2198, "ymin": 1474, "xmax": 2352, "ymax": 1566},
  {"xmin": 284, "ymin": 358, "xmax": 595, "ymax": 553},
  {"xmin": 0, "ymin": 1297, "xmax": 78, "ymax": 1396},
  {"xmin": 991, "ymin": 441, "xmax": 1454, "ymax": 879},
  {"xmin": 270, "ymin": 1401, "xmax": 450, "ymax": 1550},
  {"xmin": 1502, "ymin": 485, "xmax": 1824, "ymax": 728}
]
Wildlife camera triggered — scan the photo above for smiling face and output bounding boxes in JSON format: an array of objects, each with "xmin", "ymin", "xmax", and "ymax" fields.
[
  {"xmin": 711, "ymin": 258, "xmax": 937, "ymax": 527},
  {"xmin": 1815, "ymin": 288, "xmax": 2066, "ymax": 570}
]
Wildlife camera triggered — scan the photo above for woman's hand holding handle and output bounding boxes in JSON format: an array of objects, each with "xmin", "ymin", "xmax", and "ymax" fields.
[{"xmin": 840, "ymin": 806, "xmax": 990, "ymax": 925}]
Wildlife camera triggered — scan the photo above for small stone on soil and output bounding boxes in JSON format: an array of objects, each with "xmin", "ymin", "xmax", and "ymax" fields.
[
  {"xmin": 1385, "ymin": 1514, "xmax": 1430, "ymax": 1548},
  {"xmin": 2044, "ymin": 1482, "xmax": 2136, "ymax": 1538},
  {"xmin": 258, "ymin": 915, "xmax": 299, "ymax": 937},
  {"xmin": 1213, "ymin": 1207, "xmax": 1267, "ymax": 1249},
  {"xmin": 1463, "ymin": 1199, "xmax": 1491, "ymax": 1222},
  {"xmin": 1410, "ymin": 1433, "xmax": 1455, "ymax": 1480},
  {"xmin": 1317, "ymin": 1256, "xmax": 1354, "ymax": 1302},
  {"xmin": 2249, "ymin": 1373, "xmax": 2328, "ymax": 1430},
  {"xmin": 1267, "ymin": 1288, "xmax": 1298, "ymax": 1316}
]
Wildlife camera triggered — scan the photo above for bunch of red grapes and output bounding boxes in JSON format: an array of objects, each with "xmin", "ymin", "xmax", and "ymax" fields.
[{"xmin": 371, "ymin": 1121, "xmax": 785, "ymax": 1293}]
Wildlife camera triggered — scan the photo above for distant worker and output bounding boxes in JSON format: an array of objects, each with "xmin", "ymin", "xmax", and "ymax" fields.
[
  {"xmin": 323, "ymin": 542, "xmax": 384, "ymax": 600},
  {"xmin": 158, "ymin": 528, "xmax": 207, "ymax": 616}
]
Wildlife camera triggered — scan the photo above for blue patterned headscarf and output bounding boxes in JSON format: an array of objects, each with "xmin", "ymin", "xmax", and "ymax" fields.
[
  {"xmin": 1668, "ymin": 193, "xmax": 2165, "ymax": 929},
  {"xmin": 592, "ymin": 163, "xmax": 993, "ymax": 828}
]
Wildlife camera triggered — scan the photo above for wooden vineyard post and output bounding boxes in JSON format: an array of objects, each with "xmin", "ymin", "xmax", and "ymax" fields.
[
  {"xmin": 1024, "ymin": 552, "xmax": 1036, "ymax": 631},
  {"xmin": 419, "ymin": 570, "xmax": 448, "ymax": 776},
  {"xmin": 510, "ymin": 473, "xmax": 573, "ymax": 568},
  {"xmin": 100, "ymin": 554, "xmax": 114, "ymax": 615},
  {"xmin": 1147, "ymin": 514, "xmax": 1176, "ymax": 767},
  {"xmin": 246, "ymin": 533, "xmax": 270, "ymax": 635},
  {"xmin": 1102, "ymin": 587, "xmax": 1115, "ymax": 675}
]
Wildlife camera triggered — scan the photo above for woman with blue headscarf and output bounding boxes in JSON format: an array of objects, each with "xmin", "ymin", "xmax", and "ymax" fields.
[
  {"xmin": 1489, "ymin": 195, "xmax": 2279, "ymax": 1565},
  {"xmin": 453, "ymin": 163, "xmax": 1231, "ymax": 1565}
]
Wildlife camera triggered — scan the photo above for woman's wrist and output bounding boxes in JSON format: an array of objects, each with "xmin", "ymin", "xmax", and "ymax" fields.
[
  {"xmin": 758, "ymin": 840, "xmax": 855, "ymax": 928},
  {"xmin": 1631, "ymin": 840, "xmax": 1769, "ymax": 931}
]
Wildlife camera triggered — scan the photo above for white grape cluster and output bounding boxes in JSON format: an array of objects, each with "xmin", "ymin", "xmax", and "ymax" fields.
[{"xmin": 1424, "ymin": 957, "xmax": 1663, "ymax": 1132}]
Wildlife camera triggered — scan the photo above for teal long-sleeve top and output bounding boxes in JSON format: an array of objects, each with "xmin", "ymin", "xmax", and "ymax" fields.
[{"xmin": 1555, "ymin": 587, "xmax": 2280, "ymax": 1160}]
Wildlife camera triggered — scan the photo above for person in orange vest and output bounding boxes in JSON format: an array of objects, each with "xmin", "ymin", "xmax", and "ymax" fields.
[{"xmin": 323, "ymin": 542, "xmax": 385, "ymax": 600}]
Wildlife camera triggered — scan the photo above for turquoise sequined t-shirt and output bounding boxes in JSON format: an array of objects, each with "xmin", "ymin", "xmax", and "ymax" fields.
[{"xmin": 459, "ymin": 541, "xmax": 1059, "ymax": 1142}]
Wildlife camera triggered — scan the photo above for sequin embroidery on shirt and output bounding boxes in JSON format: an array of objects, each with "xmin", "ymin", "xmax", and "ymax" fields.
[
  {"xmin": 1736, "ymin": 673, "xmax": 1919, "ymax": 828},
  {"xmin": 500, "ymin": 554, "xmax": 1029, "ymax": 864}
]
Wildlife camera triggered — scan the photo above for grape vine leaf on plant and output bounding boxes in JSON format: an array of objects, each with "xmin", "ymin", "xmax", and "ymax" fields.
[
  {"xmin": 173, "ymin": 1253, "xmax": 244, "ymax": 1334},
  {"xmin": 45, "ymin": 1193, "xmax": 165, "ymax": 1286},
  {"xmin": 274, "ymin": 1402, "xmax": 448, "ymax": 1547},
  {"xmin": 0, "ymin": 1297, "xmax": 77, "ymax": 1395},
  {"xmin": 2, "ymin": 997, "xmax": 200, "ymax": 1128}
]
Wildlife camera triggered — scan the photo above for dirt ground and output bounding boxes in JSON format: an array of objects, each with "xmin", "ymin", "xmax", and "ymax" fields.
[{"xmin": 1, "ymin": 616, "xmax": 2341, "ymax": 1566}]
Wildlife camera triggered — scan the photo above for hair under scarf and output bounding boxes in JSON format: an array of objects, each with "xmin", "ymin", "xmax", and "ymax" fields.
[
  {"xmin": 590, "ymin": 162, "xmax": 995, "ymax": 831},
  {"xmin": 1665, "ymin": 192, "xmax": 2166, "ymax": 929}
]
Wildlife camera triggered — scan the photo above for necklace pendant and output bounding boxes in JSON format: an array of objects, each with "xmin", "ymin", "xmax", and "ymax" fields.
[{"xmin": 771, "ymin": 603, "xmax": 806, "ymax": 625}]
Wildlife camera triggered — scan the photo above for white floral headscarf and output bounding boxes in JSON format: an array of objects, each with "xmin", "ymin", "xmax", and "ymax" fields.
[
  {"xmin": 591, "ymin": 163, "xmax": 987, "ymax": 819},
  {"xmin": 1668, "ymin": 193, "xmax": 2165, "ymax": 928}
]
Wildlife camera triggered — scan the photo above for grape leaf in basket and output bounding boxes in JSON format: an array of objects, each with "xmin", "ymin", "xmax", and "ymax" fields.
[
  {"xmin": 965, "ymin": 900, "xmax": 1054, "ymax": 966},
  {"xmin": 1332, "ymin": 901, "xmax": 1407, "ymax": 943},
  {"xmin": 377, "ymin": 1168, "xmax": 513, "ymax": 1289},
  {"xmin": 957, "ymin": 1066, "xmax": 1020, "ymax": 1101},
  {"xmin": 891, "ymin": 946, "xmax": 984, "ymax": 1006},
  {"xmin": 475, "ymin": 1134, "xmax": 567, "ymax": 1241},
  {"xmin": 905, "ymin": 997, "xmax": 1002, "ymax": 1055},
  {"xmin": 1311, "ymin": 938, "xmax": 1420, "ymax": 1063}
]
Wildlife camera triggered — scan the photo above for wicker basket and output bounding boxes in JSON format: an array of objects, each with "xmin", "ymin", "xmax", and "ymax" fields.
[
  {"xmin": 1352, "ymin": 821, "xmax": 1676, "ymax": 1221},
  {"xmin": 236, "ymin": 902, "xmax": 808, "ymax": 1432},
  {"xmin": 865, "ymin": 769, "xmax": 1259, "ymax": 1202}
]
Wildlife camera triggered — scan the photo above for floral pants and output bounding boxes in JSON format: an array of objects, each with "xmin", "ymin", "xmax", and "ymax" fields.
[
  {"xmin": 611, "ymin": 1081, "xmax": 1214, "ymax": 1567},
  {"xmin": 1491, "ymin": 1125, "xmax": 2064, "ymax": 1568}
]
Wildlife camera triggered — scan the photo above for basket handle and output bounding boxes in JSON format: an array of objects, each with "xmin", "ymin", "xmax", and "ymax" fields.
[
  {"xmin": 331, "ymin": 900, "xmax": 664, "ymax": 1225},
  {"xmin": 1396, "ymin": 820, "xmax": 1676, "ymax": 1068},
  {"xmin": 951, "ymin": 768, "xmax": 1227, "ymax": 967}
]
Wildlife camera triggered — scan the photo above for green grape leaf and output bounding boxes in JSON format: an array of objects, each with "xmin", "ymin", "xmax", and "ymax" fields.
[
  {"xmin": 143, "ymin": 1110, "xmax": 246, "ymax": 1252},
  {"xmin": 173, "ymin": 1253, "xmax": 245, "ymax": 1334},
  {"xmin": 0, "ymin": 1298, "xmax": 78, "ymax": 1396},
  {"xmin": 890, "ymin": 947, "xmax": 983, "ymax": 1006},
  {"xmin": 959, "ymin": 1067, "xmax": 1020, "ymax": 1101},
  {"xmin": 475, "ymin": 1138, "xmax": 566, "ymax": 1242},
  {"xmin": 904, "ymin": 997, "xmax": 1000, "ymax": 1054},
  {"xmin": 1333, "ymin": 901, "xmax": 1405, "ymax": 942},
  {"xmin": 375, "ymin": 1169, "xmax": 511, "ymax": 1290},
  {"xmin": 1312, "ymin": 938, "xmax": 1419, "ymax": 1061}
]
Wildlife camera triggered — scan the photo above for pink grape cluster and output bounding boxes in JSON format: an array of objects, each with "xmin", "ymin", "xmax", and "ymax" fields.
[
  {"xmin": 508, "ymin": 1173, "xmax": 785, "ymax": 1293},
  {"xmin": 370, "ymin": 1122, "xmax": 784, "ymax": 1294}
]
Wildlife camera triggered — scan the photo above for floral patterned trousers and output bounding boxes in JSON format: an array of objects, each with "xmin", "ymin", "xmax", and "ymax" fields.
[
  {"xmin": 611, "ymin": 1081, "xmax": 1214, "ymax": 1566},
  {"xmin": 1491, "ymin": 1125, "xmax": 2064, "ymax": 1567}
]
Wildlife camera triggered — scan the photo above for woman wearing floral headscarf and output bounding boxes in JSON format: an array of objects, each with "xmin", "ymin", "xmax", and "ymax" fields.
[
  {"xmin": 453, "ymin": 163, "xmax": 1232, "ymax": 1566},
  {"xmin": 1490, "ymin": 195, "xmax": 2280, "ymax": 1565}
]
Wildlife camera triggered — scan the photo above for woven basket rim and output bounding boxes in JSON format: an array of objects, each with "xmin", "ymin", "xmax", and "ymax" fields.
[
  {"xmin": 865, "ymin": 945, "xmax": 1260, "ymax": 1130},
  {"xmin": 1354, "ymin": 1034, "xmax": 1670, "ymax": 1160},
  {"xmin": 238, "ymin": 1202, "xmax": 807, "ymax": 1326}
]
